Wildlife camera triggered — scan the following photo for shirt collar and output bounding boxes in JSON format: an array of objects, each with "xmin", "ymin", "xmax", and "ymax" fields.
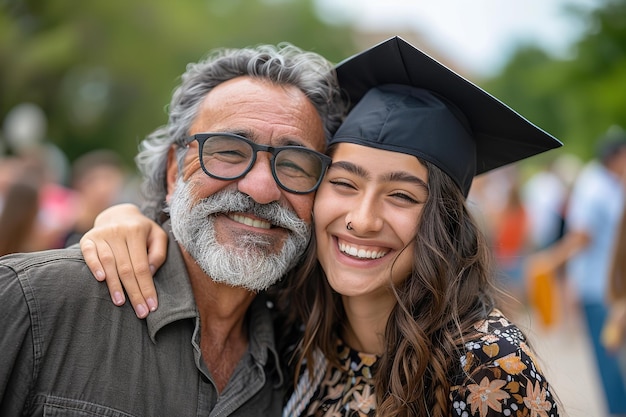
[
  {"xmin": 144, "ymin": 220, "xmax": 284, "ymax": 383},
  {"xmin": 146, "ymin": 221, "xmax": 198, "ymax": 342},
  {"xmin": 247, "ymin": 292, "xmax": 283, "ymax": 385}
]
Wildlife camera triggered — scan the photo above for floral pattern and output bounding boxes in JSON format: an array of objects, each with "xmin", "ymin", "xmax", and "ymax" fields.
[
  {"xmin": 293, "ymin": 310, "xmax": 559, "ymax": 417},
  {"xmin": 450, "ymin": 310, "xmax": 559, "ymax": 417},
  {"xmin": 298, "ymin": 341, "xmax": 378, "ymax": 416}
]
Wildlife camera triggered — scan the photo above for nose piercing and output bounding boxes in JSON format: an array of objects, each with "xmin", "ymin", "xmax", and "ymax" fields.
[{"xmin": 346, "ymin": 222, "xmax": 353, "ymax": 230}]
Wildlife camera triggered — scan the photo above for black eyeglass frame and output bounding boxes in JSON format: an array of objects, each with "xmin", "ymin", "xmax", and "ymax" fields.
[{"xmin": 184, "ymin": 132, "xmax": 332, "ymax": 194}]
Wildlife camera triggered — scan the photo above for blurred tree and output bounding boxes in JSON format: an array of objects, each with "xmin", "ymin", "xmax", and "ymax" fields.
[
  {"xmin": 0, "ymin": 0, "xmax": 355, "ymax": 172},
  {"xmin": 483, "ymin": 0, "xmax": 626, "ymax": 161}
]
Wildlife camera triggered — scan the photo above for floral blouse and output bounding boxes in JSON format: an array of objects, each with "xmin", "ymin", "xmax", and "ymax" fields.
[{"xmin": 283, "ymin": 310, "xmax": 560, "ymax": 417}]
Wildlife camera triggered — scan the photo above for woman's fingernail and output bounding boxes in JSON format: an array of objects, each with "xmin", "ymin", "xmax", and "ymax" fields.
[
  {"xmin": 136, "ymin": 304, "xmax": 148, "ymax": 318},
  {"xmin": 113, "ymin": 291, "xmax": 125, "ymax": 305},
  {"xmin": 147, "ymin": 297, "xmax": 158, "ymax": 312},
  {"xmin": 96, "ymin": 270, "xmax": 106, "ymax": 280},
  {"xmin": 149, "ymin": 264, "xmax": 156, "ymax": 275}
]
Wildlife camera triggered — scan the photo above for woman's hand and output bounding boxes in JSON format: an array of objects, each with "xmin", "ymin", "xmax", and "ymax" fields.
[{"xmin": 80, "ymin": 203, "xmax": 168, "ymax": 318}]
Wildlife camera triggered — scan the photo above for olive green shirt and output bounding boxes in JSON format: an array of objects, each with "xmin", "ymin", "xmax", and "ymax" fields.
[{"xmin": 0, "ymin": 225, "xmax": 284, "ymax": 416}]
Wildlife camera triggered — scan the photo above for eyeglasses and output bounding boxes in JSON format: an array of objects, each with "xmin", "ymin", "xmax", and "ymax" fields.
[{"xmin": 184, "ymin": 132, "xmax": 331, "ymax": 194}]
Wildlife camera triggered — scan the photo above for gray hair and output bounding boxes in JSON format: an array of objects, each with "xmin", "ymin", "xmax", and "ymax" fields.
[{"xmin": 136, "ymin": 43, "xmax": 346, "ymax": 219}]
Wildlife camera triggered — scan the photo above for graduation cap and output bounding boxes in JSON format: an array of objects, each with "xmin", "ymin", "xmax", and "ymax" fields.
[{"xmin": 331, "ymin": 36, "xmax": 562, "ymax": 196}]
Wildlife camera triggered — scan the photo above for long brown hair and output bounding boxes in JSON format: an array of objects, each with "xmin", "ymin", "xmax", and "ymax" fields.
[
  {"xmin": 284, "ymin": 159, "xmax": 498, "ymax": 417},
  {"xmin": 0, "ymin": 180, "xmax": 40, "ymax": 256}
]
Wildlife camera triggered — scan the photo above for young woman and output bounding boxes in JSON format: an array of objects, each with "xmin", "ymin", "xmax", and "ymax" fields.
[{"xmin": 80, "ymin": 38, "xmax": 562, "ymax": 416}]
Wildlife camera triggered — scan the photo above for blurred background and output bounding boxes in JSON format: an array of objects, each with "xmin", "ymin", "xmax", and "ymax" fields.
[
  {"xmin": 1, "ymin": 0, "xmax": 626, "ymax": 415},
  {"xmin": 2, "ymin": 0, "xmax": 624, "ymax": 166}
]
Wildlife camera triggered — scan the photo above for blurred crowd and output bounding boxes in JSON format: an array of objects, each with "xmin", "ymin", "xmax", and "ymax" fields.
[
  {"xmin": 470, "ymin": 126, "xmax": 626, "ymax": 416},
  {"xmin": 0, "ymin": 102, "xmax": 140, "ymax": 257},
  {"xmin": 0, "ymin": 145, "xmax": 138, "ymax": 257},
  {"xmin": 469, "ymin": 153, "xmax": 581, "ymax": 313}
]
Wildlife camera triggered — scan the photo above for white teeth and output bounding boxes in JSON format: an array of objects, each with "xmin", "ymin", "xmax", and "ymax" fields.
[
  {"xmin": 229, "ymin": 214, "xmax": 271, "ymax": 229},
  {"xmin": 339, "ymin": 242, "xmax": 387, "ymax": 259}
]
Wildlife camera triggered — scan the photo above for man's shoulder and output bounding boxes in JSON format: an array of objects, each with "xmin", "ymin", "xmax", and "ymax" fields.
[
  {"xmin": 0, "ymin": 247, "xmax": 85, "ymax": 272},
  {"xmin": 0, "ymin": 247, "xmax": 103, "ymax": 306},
  {"xmin": 0, "ymin": 247, "xmax": 141, "ymax": 349}
]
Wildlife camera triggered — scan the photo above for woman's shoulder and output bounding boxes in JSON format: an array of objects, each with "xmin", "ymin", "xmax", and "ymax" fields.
[
  {"xmin": 462, "ymin": 309, "xmax": 528, "ymax": 360},
  {"xmin": 458, "ymin": 309, "xmax": 541, "ymax": 378},
  {"xmin": 449, "ymin": 309, "xmax": 561, "ymax": 416}
]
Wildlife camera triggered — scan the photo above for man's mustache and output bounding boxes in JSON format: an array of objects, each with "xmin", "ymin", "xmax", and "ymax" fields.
[{"xmin": 194, "ymin": 190, "xmax": 310, "ymax": 237}]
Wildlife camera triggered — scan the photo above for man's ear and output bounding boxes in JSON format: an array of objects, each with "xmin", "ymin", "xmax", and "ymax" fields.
[{"xmin": 165, "ymin": 146, "xmax": 179, "ymax": 203}]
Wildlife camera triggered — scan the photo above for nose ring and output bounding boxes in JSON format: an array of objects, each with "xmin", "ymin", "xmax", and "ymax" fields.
[{"xmin": 346, "ymin": 222, "xmax": 353, "ymax": 230}]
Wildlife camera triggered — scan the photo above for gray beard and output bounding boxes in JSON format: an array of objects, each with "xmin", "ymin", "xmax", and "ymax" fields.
[{"xmin": 168, "ymin": 178, "xmax": 311, "ymax": 291}]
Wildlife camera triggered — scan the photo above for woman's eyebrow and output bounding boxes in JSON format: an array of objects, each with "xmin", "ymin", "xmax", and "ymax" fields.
[
  {"xmin": 329, "ymin": 161, "xmax": 428, "ymax": 190},
  {"xmin": 328, "ymin": 160, "xmax": 370, "ymax": 179},
  {"xmin": 383, "ymin": 171, "xmax": 428, "ymax": 189}
]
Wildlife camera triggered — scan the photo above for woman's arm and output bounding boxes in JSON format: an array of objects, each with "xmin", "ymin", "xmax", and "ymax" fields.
[{"xmin": 80, "ymin": 203, "xmax": 168, "ymax": 318}]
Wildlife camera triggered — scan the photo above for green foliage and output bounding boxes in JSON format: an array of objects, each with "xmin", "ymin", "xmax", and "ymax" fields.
[
  {"xmin": 0, "ymin": 0, "xmax": 355, "ymax": 173},
  {"xmin": 483, "ymin": 0, "xmax": 626, "ymax": 162}
]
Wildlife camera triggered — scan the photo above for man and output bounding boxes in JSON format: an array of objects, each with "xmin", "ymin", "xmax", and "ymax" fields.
[{"xmin": 0, "ymin": 43, "xmax": 344, "ymax": 416}]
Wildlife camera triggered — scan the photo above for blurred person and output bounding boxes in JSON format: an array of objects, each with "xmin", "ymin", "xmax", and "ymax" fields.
[
  {"xmin": 34, "ymin": 146, "xmax": 77, "ymax": 249},
  {"xmin": 62, "ymin": 149, "xmax": 127, "ymax": 247},
  {"xmin": 602, "ymin": 197, "xmax": 626, "ymax": 383},
  {"xmin": 491, "ymin": 171, "xmax": 531, "ymax": 302},
  {"xmin": 0, "ymin": 42, "xmax": 343, "ymax": 416},
  {"xmin": 522, "ymin": 154, "xmax": 582, "ymax": 329},
  {"xmin": 528, "ymin": 127, "xmax": 626, "ymax": 415},
  {"xmin": 0, "ymin": 177, "xmax": 40, "ymax": 256},
  {"xmin": 468, "ymin": 168, "xmax": 531, "ymax": 303},
  {"xmin": 12, "ymin": 146, "xmax": 78, "ymax": 250},
  {"xmin": 467, "ymin": 170, "xmax": 509, "ymax": 239},
  {"xmin": 522, "ymin": 154, "xmax": 582, "ymax": 252},
  {"xmin": 80, "ymin": 38, "xmax": 563, "ymax": 416},
  {"xmin": 0, "ymin": 155, "xmax": 69, "ymax": 253},
  {"xmin": 0, "ymin": 156, "xmax": 37, "ymax": 212},
  {"xmin": 0, "ymin": 156, "xmax": 21, "ymax": 211}
]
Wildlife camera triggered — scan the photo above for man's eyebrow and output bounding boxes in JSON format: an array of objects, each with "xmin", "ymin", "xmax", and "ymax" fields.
[
  {"xmin": 277, "ymin": 138, "xmax": 308, "ymax": 147},
  {"xmin": 224, "ymin": 129, "xmax": 253, "ymax": 138},
  {"xmin": 222, "ymin": 130, "xmax": 308, "ymax": 148}
]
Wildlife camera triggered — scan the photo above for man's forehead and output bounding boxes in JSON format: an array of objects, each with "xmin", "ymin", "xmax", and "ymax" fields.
[{"xmin": 193, "ymin": 77, "xmax": 326, "ymax": 151}]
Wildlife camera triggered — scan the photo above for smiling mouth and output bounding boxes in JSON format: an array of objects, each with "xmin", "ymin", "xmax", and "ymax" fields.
[
  {"xmin": 228, "ymin": 214, "xmax": 272, "ymax": 229},
  {"xmin": 339, "ymin": 242, "xmax": 387, "ymax": 259}
]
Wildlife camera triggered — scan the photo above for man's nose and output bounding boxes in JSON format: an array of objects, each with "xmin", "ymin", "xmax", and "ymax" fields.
[{"xmin": 236, "ymin": 153, "xmax": 282, "ymax": 204}]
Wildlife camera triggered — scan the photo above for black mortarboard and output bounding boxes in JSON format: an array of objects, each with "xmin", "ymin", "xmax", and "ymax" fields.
[{"xmin": 331, "ymin": 36, "xmax": 562, "ymax": 196}]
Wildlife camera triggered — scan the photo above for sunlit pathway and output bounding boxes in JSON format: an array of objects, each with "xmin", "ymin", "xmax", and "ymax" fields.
[{"xmin": 513, "ymin": 306, "xmax": 607, "ymax": 417}]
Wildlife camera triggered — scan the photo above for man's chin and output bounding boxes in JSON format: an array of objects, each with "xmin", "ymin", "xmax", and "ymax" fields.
[
  {"xmin": 206, "ymin": 269, "xmax": 283, "ymax": 292},
  {"xmin": 222, "ymin": 238, "xmax": 288, "ymax": 255},
  {"xmin": 218, "ymin": 241, "xmax": 286, "ymax": 257}
]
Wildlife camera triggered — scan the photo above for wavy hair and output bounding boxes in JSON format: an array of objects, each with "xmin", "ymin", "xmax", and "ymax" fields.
[
  {"xmin": 135, "ymin": 43, "xmax": 345, "ymax": 220},
  {"xmin": 286, "ymin": 158, "xmax": 498, "ymax": 417}
]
